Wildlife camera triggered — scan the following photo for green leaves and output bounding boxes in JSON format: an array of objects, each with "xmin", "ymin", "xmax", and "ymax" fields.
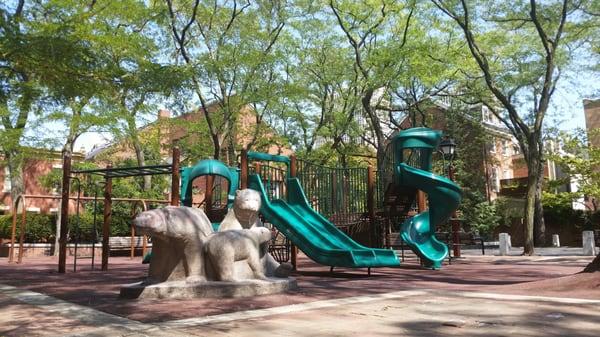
[{"xmin": 547, "ymin": 128, "xmax": 600, "ymax": 212}]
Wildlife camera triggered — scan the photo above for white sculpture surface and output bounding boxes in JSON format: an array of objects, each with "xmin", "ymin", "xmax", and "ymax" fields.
[
  {"xmin": 204, "ymin": 228, "xmax": 272, "ymax": 281},
  {"xmin": 132, "ymin": 189, "xmax": 291, "ymax": 284}
]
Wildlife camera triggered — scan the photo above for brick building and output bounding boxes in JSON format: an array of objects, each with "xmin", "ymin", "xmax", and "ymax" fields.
[
  {"xmin": 397, "ymin": 101, "xmax": 560, "ymax": 201},
  {"xmin": 0, "ymin": 149, "xmax": 85, "ymax": 215},
  {"xmin": 584, "ymin": 99, "xmax": 600, "ymax": 147},
  {"xmin": 87, "ymin": 100, "xmax": 292, "ymax": 208}
]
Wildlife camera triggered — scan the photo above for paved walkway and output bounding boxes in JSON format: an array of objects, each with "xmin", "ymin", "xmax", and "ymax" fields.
[
  {"xmin": 1, "ymin": 254, "xmax": 598, "ymax": 336},
  {"xmin": 2, "ymin": 283, "xmax": 600, "ymax": 336}
]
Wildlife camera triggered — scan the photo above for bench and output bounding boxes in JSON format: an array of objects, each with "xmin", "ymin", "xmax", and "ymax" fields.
[
  {"xmin": 107, "ymin": 236, "xmax": 148, "ymax": 251},
  {"xmin": 84, "ymin": 236, "xmax": 150, "ymax": 257},
  {"xmin": 436, "ymin": 231, "xmax": 485, "ymax": 256}
]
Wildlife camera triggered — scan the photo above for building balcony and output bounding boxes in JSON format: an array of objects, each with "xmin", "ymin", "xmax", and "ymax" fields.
[{"xmin": 499, "ymin": 177, "xmax": 528, "ymax": 197}]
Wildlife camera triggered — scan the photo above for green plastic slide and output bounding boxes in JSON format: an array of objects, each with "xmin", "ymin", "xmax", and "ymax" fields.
[
  {"xmin": 394, "ymin": 128, "xmax": 462, "ymax": 269},
  {"xmin": 248, "ymin": 174, "xmax": 400, "ymax": 268},
  {"xmin": 398, "ymin": 164, "xmax": 462, "ymax": 269}
]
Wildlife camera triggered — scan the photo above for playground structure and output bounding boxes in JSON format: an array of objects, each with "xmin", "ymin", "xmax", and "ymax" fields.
[
  {"xmin": 392, "ymin": 128, "xmax": 462, "ymax": 269},
  {"xmin": 6, "ymin": 147, "xmax": 182, "ymax": 273},
  {"xmin": 174, "ymin": 127, "xmax": 461, "ymax": 271},
  {"xmin": 6, "ymin": 194, "xmax": 170, "ymax": 269},
  {"xmin": 5, "ymin": 127, "xmax": 462, "ymax": 272}
]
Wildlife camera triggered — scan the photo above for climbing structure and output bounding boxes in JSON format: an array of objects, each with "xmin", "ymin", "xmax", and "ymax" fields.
[
  {"xmin": 391, "ymin": 127, "xmax": 462, "ymax": 269},
  {"xmin": 246, "ymin": 152, "xmax": 400, "ymax": 268}
]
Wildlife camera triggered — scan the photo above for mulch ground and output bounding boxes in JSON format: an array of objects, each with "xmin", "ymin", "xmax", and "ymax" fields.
[{"xmin": 0, "ymin": 253, "xmax": 596, "ymax": 323}]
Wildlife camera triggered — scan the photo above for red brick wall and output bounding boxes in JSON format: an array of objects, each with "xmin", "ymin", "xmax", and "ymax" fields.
[
  {"xmin": 0, "ymin": 156, "xmax": 81, "ymax": 215},
  {"xmin": 584, "ymin": 99, "xmax": 600, "ymax": 148}
]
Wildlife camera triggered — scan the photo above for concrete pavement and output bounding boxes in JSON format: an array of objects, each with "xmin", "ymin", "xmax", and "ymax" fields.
[{"xmin": 2, "ymin": 283, "xmax": 600, "ymax": 337}]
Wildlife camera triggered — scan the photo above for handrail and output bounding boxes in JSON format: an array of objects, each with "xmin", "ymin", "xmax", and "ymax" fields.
[
  {"xmin": 9, "ymin": 194, "xmax": 170, "ymax": 203},
  {"xmin": 247, "ymin": 151, "xmax": 290, "ymax": 165}
]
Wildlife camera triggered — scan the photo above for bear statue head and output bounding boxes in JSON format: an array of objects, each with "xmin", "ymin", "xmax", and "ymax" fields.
[
  {"xmin": 252, "ymin": 226, "xmax": 273, "ymax": 244},
  {"xmin": 234, "ymin": 189, "xmax": 262, "ymax": 214}
]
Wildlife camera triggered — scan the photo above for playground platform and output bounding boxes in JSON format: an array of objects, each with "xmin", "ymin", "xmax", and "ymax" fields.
[{"xmin": 1, "ymin": 253, "xmax": 599, "ymax": 336}]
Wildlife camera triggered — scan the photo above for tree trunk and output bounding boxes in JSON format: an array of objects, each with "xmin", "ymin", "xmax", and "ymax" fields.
[
  {"xmin": 360, "ymin": 89, "xmax": 387, "ymax": 170},
  {"xmin": 127, "ymin": 117, "xmax": 151, "ymax": 191},
  {"xmin": 534, "ymin": 177, "xmax": 546, "ymax": 246},
  {"xmin": 53, "ymin": 200, "xmax": 61, "ymax": 256},
  {"xmin": 6, "ymin": 150, "xmax": 25, "ymax": 204},
  {"xmin": 54, "ymin": 140, "xmax": 72, "ymax": 257},
  {"xmin": 132, "ymin": 141, "xmax": 151, "ymax": 191},
  {"xmin": 583, "ymin": 252, "xmax": 600, "ymax": 273},
  {"xmin": 523, "ymin": 155, "xmax": 542, "ymax": 255},
  {"xmin": 523, "ymin": 136, "xmax": 545, "ymax": 255}
]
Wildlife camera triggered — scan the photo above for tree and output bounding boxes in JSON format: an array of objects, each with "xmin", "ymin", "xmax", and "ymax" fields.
[
  {"xmin": 328, "ymin": 0, "xmax": 417, "ymax": 168},
  {"xmin": 431, "ymin": 0, "xmax": 598, "ymax": 254},
  {"xmin": 163, "ymin": 0, "xmax": 288, "ymax": 164},
  {"xmin": 547, "ymin": 128, "xmax": 600, "ymax": 271},
  {"xmin": 547, "ymin": 128, "xmax": 600, "ymax": 211},
  {"xmin": 271, "ymin": 9, "xmax": 368, "ymax": 166},
  {"xmin": 0, "ymin": 1, "xmax": 110, "ymax": 203}
]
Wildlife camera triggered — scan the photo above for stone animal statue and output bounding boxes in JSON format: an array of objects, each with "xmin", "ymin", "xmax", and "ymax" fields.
[
  {"xmin": 218, "ymin": 189, "xmax": 293, "ymax": 278},
  {"xmin": 219, "ymin": 189, "xmax": 263, "ymax": 230},
  {"xmin": 204, "ymin": 227, "xmax": 272, "ymax": 281},
  {"xmin": 134, "ymin": 206, "xmax": 213, "ymax": 283}
]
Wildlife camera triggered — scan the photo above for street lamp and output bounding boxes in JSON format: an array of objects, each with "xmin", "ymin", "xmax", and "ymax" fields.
[
  {"xmin": 439, "ymin": 137, "xmax": 461, "ymax": 258},
  {"xmin": 439, "ymin": 137, "xmax": 457, "ymax": 162}
]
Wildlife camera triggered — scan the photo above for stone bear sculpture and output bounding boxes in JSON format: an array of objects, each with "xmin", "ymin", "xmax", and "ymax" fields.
[
  {"xmin": 204, "ymin": 227, "xmax": 272, "ymax": 281},
  {"xmin": 134, "ymin": 206, "xmax": 213, "ymax": 283},
  {"xmin": 218, "ymin": 189, "xmax": 293, "ymax": 278},
  {"xmin": 219, "ymin": 189, "xmax": 262, "ymax": 230}
]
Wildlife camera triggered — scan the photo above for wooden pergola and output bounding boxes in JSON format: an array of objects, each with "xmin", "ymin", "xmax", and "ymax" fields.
[{"xmin": 54, "ymin": 147, "xmax": 181, "ymax": 273}]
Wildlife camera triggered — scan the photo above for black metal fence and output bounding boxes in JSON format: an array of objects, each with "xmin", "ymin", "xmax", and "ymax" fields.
[
  {"xmin": 249, "ymin": 162, "xmax": 288, "ymax": 202},
  {"xmin": 296, "ymin": 160, "xmax": 369, "ymax": 227}
]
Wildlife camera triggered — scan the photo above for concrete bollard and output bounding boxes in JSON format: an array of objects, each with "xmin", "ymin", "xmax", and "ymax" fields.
[
  {"xmin": 582, "ymin": 231, "xmax": 596, "ymax": 256},
  {"xmin": 499, "ymin": 233, "xmax": 511, "ymax": 256},
  {"xmin": 552, "ymin": 234, "xmax": 560, "ymax": 248}
]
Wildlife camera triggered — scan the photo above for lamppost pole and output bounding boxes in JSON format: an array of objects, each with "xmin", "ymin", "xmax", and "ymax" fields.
[
  {"xmin": 448, "ymin": 161, "xmax": 461, "ymax": 258},
  {"xmin": 440, "ymin": 137, "xmax": 461, "ymax": 258}
]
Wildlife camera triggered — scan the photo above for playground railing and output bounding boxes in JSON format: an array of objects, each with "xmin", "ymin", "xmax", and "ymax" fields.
[{"xmin": 296, "ymin": 159, "xmax": 369, "ymax": 228}]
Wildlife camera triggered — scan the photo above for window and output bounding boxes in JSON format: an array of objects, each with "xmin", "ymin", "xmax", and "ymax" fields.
[
  {"xmin": 482, "ymin": 106, "xmax": 491, "ymax": 123},
  {"xmin": 513, "ymin": 145, "xmax": 520, "ymax": 155},
  {"xmin": 3, "ymin": 167, "xmax": 10, "ymax": 193},
  {"xmin": 491, "ymin": 168, "xmax": 500, "ymax": 192},
  {"xmin": 482, "ymin": 106, "xmax": 497, "ymax": 124},
  {"xmin": 489, "ymin": 141, "xmax": 497, "ymax": 153},
  {"xmin": 502, "ymin": 140, "xmax": 510, "ymax": 156}
]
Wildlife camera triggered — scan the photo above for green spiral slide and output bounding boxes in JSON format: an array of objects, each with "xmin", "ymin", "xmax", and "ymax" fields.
[
  {"xmin": 248, "ymin": 173, "xmax": 400, "ymax": 268},
  {"xmin": 394, "ymin": 128, "xmax": 462, "ymax": 269}
]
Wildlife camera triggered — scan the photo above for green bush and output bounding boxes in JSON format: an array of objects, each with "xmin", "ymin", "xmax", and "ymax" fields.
[
  {"xmin": 69, "ymin": 209, "xmax": 134, "ymax": 242},
  {"xmin": 542, "ymin": 192, "xmax": 588, "ymax": 230},
  {"xmin": 0, "ymin": 209, "xmax": 136, "ymax": 243},
  {"xmin": 468, "ymin": 201, "xmax": 501, "ymax": 238},
  {"xmin": 0, "ymin": 213, "xmax": 56, "ymax": 243}
]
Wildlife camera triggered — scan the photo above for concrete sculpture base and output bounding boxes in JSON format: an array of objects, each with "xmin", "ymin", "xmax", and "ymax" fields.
[{"xmin": 119, "ymin": 277, "xmax": 297, "ymax": 299}]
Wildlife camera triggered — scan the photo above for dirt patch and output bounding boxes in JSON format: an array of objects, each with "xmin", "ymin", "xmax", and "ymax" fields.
[{"xmin": 491, "ymin": 271, "xmax": 600, "ymax": 299}]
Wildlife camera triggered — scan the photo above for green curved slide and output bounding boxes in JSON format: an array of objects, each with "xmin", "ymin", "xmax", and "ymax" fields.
[
  {"xmin": 394, "ymin": 128, "xmax": 462, "ymax": 269},
  {"xmin": 248, "ymin": 174, "xmax": 400, "ymax": 268},
  {"xmin": 398, "ymin": 164, "xmax": 461, "ymax": 269}
]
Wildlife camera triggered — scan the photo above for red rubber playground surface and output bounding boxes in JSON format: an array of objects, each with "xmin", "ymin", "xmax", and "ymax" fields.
[{"xmin": 0, "ymin": 253, "xmax": 597, "ymax": 323}]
